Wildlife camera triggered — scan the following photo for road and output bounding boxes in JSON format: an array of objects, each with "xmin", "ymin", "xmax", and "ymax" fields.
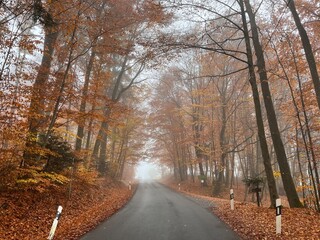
[{"xmin": 80, "ymin": 181, "xmax": 240, "ymax": 240}]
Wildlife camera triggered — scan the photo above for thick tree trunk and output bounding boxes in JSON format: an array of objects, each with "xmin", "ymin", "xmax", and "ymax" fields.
[
  {"xmin": 22, "ymin": 26, "xmax": 58, "ymax": 166},
  {"xmin": 25, "ymin": 5, "xmax": 57, "ymax": 136},
  {"xmin": 93, "ymin": 118, "xmax": 109, "ymax": 174},
  {"xmin": 239, "ymin": 0, "xmax": 279, "ymax": 208},
  {"xmin": 244, "ymin": 0, "xmax": 302, "ymax": 208},
  {"xmin": 194, "ymin": 136, "xmax": 207, "ymax": 186}
]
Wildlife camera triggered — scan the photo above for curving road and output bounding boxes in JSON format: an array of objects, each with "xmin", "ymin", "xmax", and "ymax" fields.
[{"xmin": 80, "ymin": 181, "xmax": 240, "ymax": 240}]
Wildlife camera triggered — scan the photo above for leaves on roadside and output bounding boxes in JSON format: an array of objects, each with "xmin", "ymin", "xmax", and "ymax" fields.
[
  {"xmin": 166, "ymin": 181, "xmax": 320, "ymax": 240},
  {"xmin": 0, "ymin": 175, "xmax": 134, "ymax": 240}
]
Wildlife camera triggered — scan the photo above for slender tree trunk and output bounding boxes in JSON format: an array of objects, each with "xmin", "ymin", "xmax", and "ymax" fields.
[
  {"xmin": 239, "ymin": 153, "xmax": 248, "ymax": 201},
  {"xmin": 244, "ymin": 0, "xmax": 302, "ymax": 207},
  {"xmin": 225, "ymin": 155, "xmax": 230, "ymax": 187},
  {"xmin": 288, "ymin": 36, "xmax": 320, "ymax": 209},
  {"xmin": 214, "ymin": 94, "xmax": 227, "ymax": 195},
  {"xmin": 295, "ymin": 127, "xmax": 307, "ymax": 207},
  {"xmin": 286, "ymin": 0, "xmax": 320, "ymax": 111},
  {"xmin": 239, "ymin": 0, "xmax": 279, "ymax": 208},
  {"xmin": 98, "ymin": 128, "xmax": 108, "ymax": 174},
  {"xmin": 272, "ymin": 35, "xmax": 320, "ymax": 210},
  {"xmin": 93, "ymin": 53, "xmax": 132, "ymax": 175},
  {"xmin": 173, "ymin": 160, "xmax": 178, "ymax": 180},
  {"xmin": 193, "ymin": 112, "xmax": 207, "ymax": 185},
  {"xmin": 42, "ymin": 18, "xmax": 80, "ymax": 170},
  {"xmin": 114, "ymin": 131, "xmax": 127, "ymax": 179},
  {"xmin": 75, "ymin": 2, "xmax": 108, "ymax": 152},
  {"xmin": 110, "ymin": 128, "xmax": 117, "ymax": 163},
  {"xmin": 230, "ymin": 104, "xmax": 237, "ymax": 188},
  {"xmin": 190, "ymin": 163, "xmax": 195, "ymax": 183},
  {"xmin": 84, "ymin": 117, "xmax": 93, "ymax": 167},
  {"xmin": 118, "ymin": 142, "xmax": 128, "ymax": 180},
  {"xmin": 0, "ymin": 36, "xmax": 14, "ymax": 80},
  {"xmin": 182, "ymin": 145, "xmax": 188, "ymax": 180},
  {"xmin": 75, "ymin": 49, "xmax": 96, "ymax": 151},
  {"xmin": 92, "ymin": 125, "xmax": 102, "ymax": 167}
]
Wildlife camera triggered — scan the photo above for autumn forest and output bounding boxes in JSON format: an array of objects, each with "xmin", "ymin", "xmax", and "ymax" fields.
[{"xmin": 1, "ymin": 0, "xmax": 320, "ymax": 239}]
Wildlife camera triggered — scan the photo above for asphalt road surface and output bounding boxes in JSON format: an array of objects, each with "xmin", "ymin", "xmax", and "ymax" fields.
[{"xmin": 81, "ymin": 181, "xmax": 240, "ymax": 240}]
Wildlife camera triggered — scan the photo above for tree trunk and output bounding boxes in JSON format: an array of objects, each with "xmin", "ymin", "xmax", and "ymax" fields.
[
  {"xmin": 193, "ymin": 112, "xmax": 207, "ymax": 185},
  {"xmin": 75, "ymin": 49, "xmax": 96, "ymax": 151},
  {"xmin": 273, "ymin": 34, "xmax": 320, "ymax": 210},
  {"xmin": 93, "ymin": 53, "xmax": 132, "ymax": 175},
  {"xmin": 295, "ymin": 127, "xmax": 307, "ymax": 207},
  {"xmin": 93, "ymin": 112, "xmax": 110, "ymax": 175},
  {"xmin": 244, "ymin": 0, "xmax": 302, "ymax": 208},
  {"xmin": 98, "ymin": 128, "xmax": 108, "ymax": 174},
  {"xmin": 287, "ymin": 0, "xmax": 320, "ymax": 111},
  {"xmin": 239, "ymin": 0, "xmax": 279, "ymax": 208},
  {"xmin": 22, "ymin": 26, "xmax": 58, "ymax": 166},
  {"xmin": 213, "ymin": 93, "xmax": 227, "ymax": 195},
  {"xmin": 230, "ymin": 105, "xmax": 237, "ymax": 188}
]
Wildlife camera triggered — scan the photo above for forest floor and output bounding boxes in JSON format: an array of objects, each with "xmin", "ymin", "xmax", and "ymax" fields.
[
  {"xmin": 0, "ymin": 167, "xmax": 134, "ymax": 240},
  {"xmin": 1, "ymin": 169, "xmax": 319, "ymax": 240},
  {"xmin": 164, "ymin": 179, "xmax": 320, "ymax": 240}
]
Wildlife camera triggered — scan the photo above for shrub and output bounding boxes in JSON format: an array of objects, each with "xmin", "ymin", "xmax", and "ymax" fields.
[{"xmin": 41, "ymin": 133, "xmax": 81, "ymax": 173}]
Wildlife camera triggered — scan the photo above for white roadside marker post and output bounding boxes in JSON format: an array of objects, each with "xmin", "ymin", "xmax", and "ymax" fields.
[
  {"xmin": 230, "ymin": 189, "xmax": 234, "ymax": 210},
  {"xmin": 178, "ymin": 183, "xmax": 181, "ymax": 191},
  {"xmin": 276, "ymin": 198, "xmax": 282, "ymax": 234},
  {"xmin": 48, "ymin": 205, "xmax": 63, "ymax": 240},
  {"xmin": 128, "ymin": 181, "xmax": 132, "ymax": 190}
]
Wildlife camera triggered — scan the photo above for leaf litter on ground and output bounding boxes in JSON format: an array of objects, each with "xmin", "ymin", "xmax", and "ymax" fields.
[{"xmin": 166, "ymin": 181, "xmax": 320, "ymax": 240}]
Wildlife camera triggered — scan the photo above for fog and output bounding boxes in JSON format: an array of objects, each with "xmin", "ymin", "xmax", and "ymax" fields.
[{"xmin": 135, "ymin": 162, "xmax": 161, "ymax": 181}]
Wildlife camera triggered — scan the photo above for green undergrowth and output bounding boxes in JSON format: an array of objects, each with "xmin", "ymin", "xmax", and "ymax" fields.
[{"xmin": 13, "ymin": 167, "xmax": 70, "ymax": 191}]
